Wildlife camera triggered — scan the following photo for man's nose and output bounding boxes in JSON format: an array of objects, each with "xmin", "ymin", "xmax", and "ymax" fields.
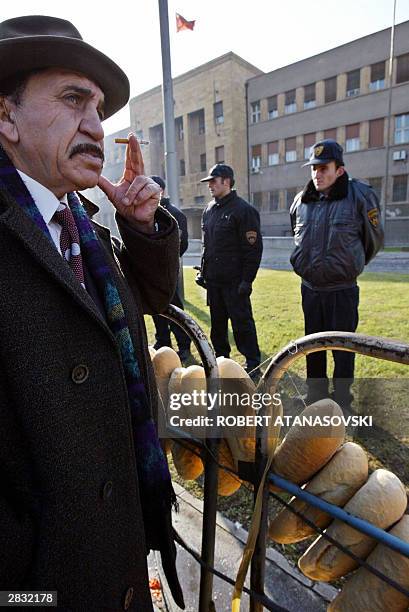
[{"xmin": 79, "ymin": 106, "xmax": 104, "ymax": 142}]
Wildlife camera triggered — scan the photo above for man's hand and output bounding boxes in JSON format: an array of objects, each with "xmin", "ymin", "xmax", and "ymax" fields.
[
  {"xmin": 238, "ymin": 281, "xmax": 252, "ymax": 296},
  {"xmin": 193, "ymin": 267, "xmax": 207, "ymax": 288},
  {"xmin": 98, "ymin": 133, "xmax": 160, "ymax": 233}
]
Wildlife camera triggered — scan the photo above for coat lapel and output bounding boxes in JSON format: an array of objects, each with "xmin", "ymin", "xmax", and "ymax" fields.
[{"xmin": 0, "ymin": 194, "xmax": 111, "ymax": 333}]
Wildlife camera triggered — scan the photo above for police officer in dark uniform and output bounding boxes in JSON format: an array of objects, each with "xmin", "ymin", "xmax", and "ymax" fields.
[
  {"xmin": 290, "ymin": 140, "xmax": 384, "ymax": 407},
  {"xmin": 197, "ymin": 164, "xmax": 263, "ymax": 374},
  {"xmin": 151, "ymin": 176, "xmax": 192, "ymax": 361}
]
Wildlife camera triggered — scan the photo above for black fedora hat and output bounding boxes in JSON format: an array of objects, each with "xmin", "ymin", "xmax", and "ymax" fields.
[{"xmin": 0, "ymin": 15, "xmax": 129, "ymax": 120}]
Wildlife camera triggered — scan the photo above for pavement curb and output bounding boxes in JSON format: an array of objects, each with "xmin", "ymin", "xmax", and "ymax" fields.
[{"xmin": 161, "ymin": 482, "xmax": 338, "ymax": 610}]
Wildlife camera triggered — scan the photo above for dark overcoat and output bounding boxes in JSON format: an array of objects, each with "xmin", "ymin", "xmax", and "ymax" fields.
[{"xmin": 0, "ymin": 185, "xmax": 179, "ymax": 611}]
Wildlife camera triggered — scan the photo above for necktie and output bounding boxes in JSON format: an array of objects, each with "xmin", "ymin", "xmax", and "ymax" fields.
[{"xmin": 54, "ymin": 204, "xmax": 85, "ymax": 288}]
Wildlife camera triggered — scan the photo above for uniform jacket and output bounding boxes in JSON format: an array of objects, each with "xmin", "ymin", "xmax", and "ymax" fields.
[
  {"xmin": 159, "ymin": 197, "xmax": 188, "ymax": 257},
  {"xmin": 201, "ymin": 190, "xmax": 263, "ymax": 285},
  {"xmin": 290, "ymin": 173, "xmax": 384, "ymax": 290},
  {"xmin": 0, "ymin": 184, "xmax": 180, "ymax": 611}
]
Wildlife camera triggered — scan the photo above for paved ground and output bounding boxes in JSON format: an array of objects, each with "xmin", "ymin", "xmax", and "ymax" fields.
[
  {"xmin": 151, "ymin": 483, "xmax": 337, "ymax": 612},
  {"xmin": 183, "ymin": 249, "xmax": 409, "ymax": 275}
]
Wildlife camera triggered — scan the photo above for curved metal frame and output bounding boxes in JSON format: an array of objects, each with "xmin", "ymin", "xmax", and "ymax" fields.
[{"xmin": 159, "ymin": 307, "xmax": 409, "ymax": 611}]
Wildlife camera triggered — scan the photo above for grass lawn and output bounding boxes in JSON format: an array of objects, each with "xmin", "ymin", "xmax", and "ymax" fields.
[
  {"xmin": 145, "ymin": 268, "xmax": 409, "ymax": 569},
  {"xmin": 145, "ymin": 267, "xmax": 409, "ymax": 378}
]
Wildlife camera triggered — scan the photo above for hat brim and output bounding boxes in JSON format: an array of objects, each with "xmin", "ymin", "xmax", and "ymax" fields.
[
  {"xmin": 302, "ymin": 158, "xmax": 338, "ymax": 167},
  {"xmin": 200, "ymin": 174, "xmax": 216, "ymax": 182},
  {"xmin": 0, "ymin": 36, "xmax": 129, "ymax": 119}
]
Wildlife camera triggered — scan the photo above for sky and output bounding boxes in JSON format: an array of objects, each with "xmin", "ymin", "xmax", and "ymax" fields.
[{"xmin": 3, "ymin": 1, "xmax": 409, "ymax": 135}]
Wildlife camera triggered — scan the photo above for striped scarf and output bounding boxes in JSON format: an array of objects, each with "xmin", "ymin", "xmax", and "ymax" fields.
[{"xmin": 0, "ymin": 147, "xmax": 177, "ymax": 556}]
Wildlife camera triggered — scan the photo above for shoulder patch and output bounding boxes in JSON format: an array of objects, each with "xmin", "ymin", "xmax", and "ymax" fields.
[
  {"xmin": 367, "ymin": 207, "xmax": 379, "ymax": 227},
  {"xmin": 246, "ymin": 230, "xmax": 258, "ymax": 245}
]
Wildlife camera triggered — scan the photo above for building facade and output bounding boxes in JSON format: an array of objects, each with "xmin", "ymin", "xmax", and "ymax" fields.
[
  {"xmin": 129, "ymin": 53, "xmax": 262, "ymax": 238},
  {"xmin": 247, "ymin": 21, "xmax": 409, "ymax": 245}
]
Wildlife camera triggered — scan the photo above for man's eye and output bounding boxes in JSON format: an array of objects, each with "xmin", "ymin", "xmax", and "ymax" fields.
[{"xmin": 65, "ymin": 94, "xmax": 80, "ymax": 104}]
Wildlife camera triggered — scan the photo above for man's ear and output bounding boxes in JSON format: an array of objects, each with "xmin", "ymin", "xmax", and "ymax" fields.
[
  {"xmin": 0, "ymin": 98, "xmax": 19, "ymax": 144},
  {"xmin": 336, "ymin": 165, "xmax": 345, "ymax": 178}
]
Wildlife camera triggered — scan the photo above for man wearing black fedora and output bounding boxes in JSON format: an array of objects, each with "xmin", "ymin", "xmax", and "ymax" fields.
[{"xmin": 0, "ymin": 15, "xmax": 183, "ymax": 611}]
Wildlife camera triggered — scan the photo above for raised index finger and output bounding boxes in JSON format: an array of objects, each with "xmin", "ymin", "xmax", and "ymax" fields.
[{"xmin": 125, "ymin": 132, "xmax": 145, "ymax": 179}]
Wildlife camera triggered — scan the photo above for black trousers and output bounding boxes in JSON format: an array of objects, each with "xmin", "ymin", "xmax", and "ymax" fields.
[
  {"xmin": 207, "ymin": 283, "xmax": 260, "ymax": 371},
  {"xmin": 301, "ymin": 284, "xmax": 359, "ymax": 405},
  {"xmin": 152, "ymin": 288, "xmax": 191, "ymax": 353}
]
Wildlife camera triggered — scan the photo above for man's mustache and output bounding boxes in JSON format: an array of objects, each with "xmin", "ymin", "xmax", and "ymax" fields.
[{"xmin": 69, "ymin": 143, "xmax": 104, "ymax": 162}]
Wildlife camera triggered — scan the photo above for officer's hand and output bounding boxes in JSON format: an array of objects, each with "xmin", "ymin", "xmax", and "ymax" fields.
[
  {"xmin": 238, "ymin": 281, "xmax": 252, "ymax": 296},
  {"xmin": 195, "ymin": 272, "xmax": 207, "ymax": 288}
]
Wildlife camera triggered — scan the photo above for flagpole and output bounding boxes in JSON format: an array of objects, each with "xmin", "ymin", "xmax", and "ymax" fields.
[
  {"xmin": 158, "ymin": 0, "xmax": 179, "ymax": 209},
  {"xmin": 381, "ymin": 0, "xmax": 397, "ymax": 233},
  {"xmin": 158, "ymin": 0, "xmax": 186, "ymax": 302}
]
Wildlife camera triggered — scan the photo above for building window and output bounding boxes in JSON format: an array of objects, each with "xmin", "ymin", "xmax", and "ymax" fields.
[
  {"xmin": 179, "ymin": 159, "xmax": 186, "ymax": 176},
  {"xmin": 284, "ymin": 90, "xmax": 296, "ymax": 114},
  {"xmin": 325, "ymin": 76, "xmax": 337, "ymax": 103},
  {"xmin": 285, "ymin": 188, "xmax": 297, "ymax": 208},
  {"xmin": 214, "ymin": 101, "xmax": 224, "ymax": 125},
  {"xmin": 200, "ymin": 153, "xmax": 207, "ymax": 172},
  {"xmin": 392, "ymin": 175, "xmax": 408, "ymax": 202},
  {"xmin": 194, "ymin": 196, "xmax": 205, "ymax": 205},
  {"xmin": 367, "ymin": 177, "xmax": 382, "ymax": 201},
  {"xmin": 370, "ymin": 61, "xmax": 385, "ymax": 90},
  {"xmin": 369, "ymin": 118, "xmax": 384, "ymax": 148},
  {"xmin": 304, "ymin": 83, "xmax": 316, "ymax": 109},
  {"xmin": 215, "ymin": 145, "xmax": 224, "ymax": 163},
  {"xmin": 285, "ymin": 137, "xmax": 297, "ymax": 162},
  {"xmin": 346, "ymin": 69, "xmax": 360, "ymax": 97},
  {"xmin": 251, "ymin": 145, "xmax": 262, "ymax": 172},
  {"xmin": 304, "ymin": 133, "xmax": 316, "ymax": 159},
  {"xmin": 252, "ymin": 192, "xmax": 263, "ymax": 210},
  {"xmin": 198, "ymin": 109, "xmax": 205, "ymax": 134},
  {"xmin": 268, "ymin": 190, "xmax": 280, "ymax": 212},
  {"xmin": 396, "ymin": 53, "xmax": 409, "ymax": 84},
  {"xmin": 345, "ymin": 123, "xmax": 360, "ymax": 152},
  {"xmin": 267, "ymin": 141, "xmax": 279, "ymax": 165},
  {"xmin": 268, "ymin": 95, "xmax": 278, "ymax": 119},
  {"xmin": 175, "ymin": 116, "xmax": 184, "ymax": 141},
  {"xmin": 395, "ymin": 114, "xmax": 409, "ymax": 144},
  {"xmin": 324, "ymin": 128, "xmax": 337, "ymax": 141},
  {"xmin": 251, "ymin": 101, "xmax": 261, "ymax": 123}
]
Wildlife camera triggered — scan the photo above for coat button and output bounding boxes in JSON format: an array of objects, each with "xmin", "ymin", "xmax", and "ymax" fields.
[
  {"xmin": 123, "ymin": 587, "xmax": 134, "ymax": 610},
  {"xmin": 71, "ymin": 364, "xmax": 89, "ymax": 384},
  {"xmin": 102, "ymin": 480, "xmax": 113, "ymax": 500}
]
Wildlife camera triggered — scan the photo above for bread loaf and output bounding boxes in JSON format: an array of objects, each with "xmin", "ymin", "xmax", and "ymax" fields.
[
  {"xmin": 328, "ymin": 515, "xmax": 409, "ymax": 611},
  {"xmin": 218, "ymin": 439, "xmax": 242, "ymax": 496},
  {"xmin": 269, "ymin": 442, "xmax": 368, "ymax": 543},
  {"xmin": 171, "ymin": 440, "xmax": 204, "ymax": 480},
  {"xmin": 168, "ymin": 365, "xmax": 206, "ymax": 479},
  {"xmin": 271, "ymin": 399, "xmax": 345, "ymax": 489},
  {"xmin": 298, "ymin": 469, "xmax": 408, "ymax": 581},
  {"xmin": 216, "ymin": 358, "xmax": 281, "ymax": 469},
  {"xmin": 152, "ymin": 346, "xmax": 182, "ymax": 412}
]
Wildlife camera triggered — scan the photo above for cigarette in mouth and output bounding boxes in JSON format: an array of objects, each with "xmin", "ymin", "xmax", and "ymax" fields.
[{"xmin": 115, "ymin": 138, "xmax": 150, "ymax": 145}]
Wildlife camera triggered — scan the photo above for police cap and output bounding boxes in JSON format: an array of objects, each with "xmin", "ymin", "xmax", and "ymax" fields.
[
  {"xmin": 200, "ymin": 164, "xmax": 234, "ymax": 182},
  {"xmin": 303, "ymin": 139, "xmax": 344, "ymax": 166}
]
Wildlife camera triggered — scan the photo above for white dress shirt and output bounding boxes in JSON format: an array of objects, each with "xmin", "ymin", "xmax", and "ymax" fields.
[{"xmin": 17, "ymin": 170, "xmax": 67, "ymax": 256}]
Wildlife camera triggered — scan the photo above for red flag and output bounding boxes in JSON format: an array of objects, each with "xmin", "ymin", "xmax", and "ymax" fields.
[{"xmin": 176, "ymin": 13, "xmax": 195, "ymax": 32}]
